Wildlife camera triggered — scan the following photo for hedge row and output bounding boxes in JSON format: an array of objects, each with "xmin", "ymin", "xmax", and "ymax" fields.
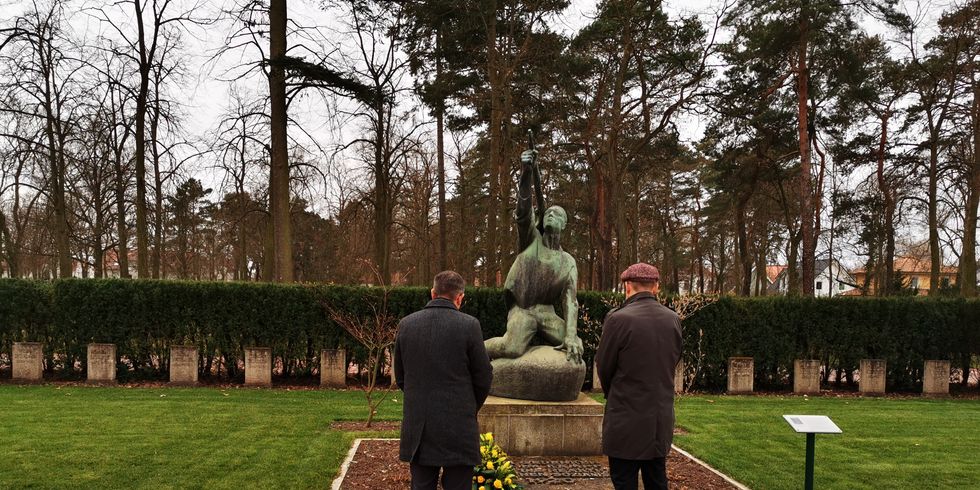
[{"xmin": 1, "ymin": 279, "xmax": 977, "ymax": 390}]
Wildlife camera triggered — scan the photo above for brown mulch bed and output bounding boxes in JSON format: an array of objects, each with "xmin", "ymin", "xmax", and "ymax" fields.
[
  {"xmin": 338, "ymin": 439, "xmax": 739, "ymax": 490},
  {"xmin": 331, "ymin": 420, "xmax": 401, "ymax": 432}
]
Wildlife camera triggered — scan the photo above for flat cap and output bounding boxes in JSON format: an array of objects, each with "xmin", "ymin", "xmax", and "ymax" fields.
[{"xmin": 620, "ymin": 262, "xmax": 660, "ymax": 282}]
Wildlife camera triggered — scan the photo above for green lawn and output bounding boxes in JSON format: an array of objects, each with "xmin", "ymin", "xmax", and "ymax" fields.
[
  {"xmin": 0, "ymin": 385, "xmax": 401, "ymax": 488},
  {"xmin": 1, "ymin": 386, "xmax": 977, "ymax": 489},
  {"xmin": 671, "ymin": 395, "xmax": 980, "ymax": 489}
]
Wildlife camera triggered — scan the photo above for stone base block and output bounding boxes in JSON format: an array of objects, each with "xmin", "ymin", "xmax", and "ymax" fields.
[
  {"xmin": 727, "ymin": 357, "xmax": 754, "ymax": 394},
  {"xmin": 87, "ymin": 343, "xmax": 117, "ymax": 384},
  {"xmin": 477, "ymin": 393, "xmax": 603, "ymax": 456},
  {"xmin": 489, "ymin": 346, "xmax": 586, "ymax": 402},
  {"xmin": 794, "ymin": 359, "xmax": 821, "ymax": 394},
  {"xmin": 923, "ymin": 360, "xmax": 950, "ymax": 395},
  {"xmin": 169, "ymin": 346, "xmax": 199, "ymax": 385},
  {"xmin": 12, "ymin": 342, "xmax": 43, "ymax": 382},
  {"xmin": 320, "ymin": 349, "xmax": 347, "ymax": 388},
  {"xmin": 245, "ymin": 347, "xmax": 272, "ymax": 386},
  {"xmin": 859, "ymin": 359, "xmax": 886, "ymax": 394}
]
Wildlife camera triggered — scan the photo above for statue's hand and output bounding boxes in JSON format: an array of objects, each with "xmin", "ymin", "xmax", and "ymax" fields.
[
  {"xmin": 520, "ymin": 149, "xmax": 537, "ymax": 168},
  {"xmin": 555, "ymin": 336, "xmax": 584, "ymax": 364}
]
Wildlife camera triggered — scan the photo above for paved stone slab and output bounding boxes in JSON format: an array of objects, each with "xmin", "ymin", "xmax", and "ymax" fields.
[
  {"xmin": 12, "ymin": 342, "xmax": 43, "ymax": 381},
  {"xmin": 727, "ymin": 357, "xmax": 753, "ymax": 394},
  {"xmin": 245, "ymin": 347, "xmax": 272, "ymax": 386},
  {"xmin": 170, "ymin": 345, "xmax": 198, "ymax": 385},
  {"xmin": 87, "ymin": 343, "xmax": 116, "ymax": 383}
]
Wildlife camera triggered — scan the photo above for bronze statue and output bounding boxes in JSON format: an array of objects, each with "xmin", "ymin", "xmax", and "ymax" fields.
[{"xmin": 485, "ymin": 147, "xmax": 584, "ymax": 366}]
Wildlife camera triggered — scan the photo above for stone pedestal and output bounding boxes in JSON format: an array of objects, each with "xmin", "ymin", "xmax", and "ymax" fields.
[
  {"xmin": 477, "ymin": 394, "xmax": 603, "ymax": 456},
  {"xmin": 489, "ymin": 346, "xmax": 586, "ymax": 402},
  {"xmin": 12, "ymin": 342, "xmax": 43, "ymax": 381},
  {"xmin": 794, "ymin": 359, "xmax": 821, "ymax": 394},
  {"xmin": 320, "ymin": 349, "xmax": 347, "ymax": 388},
  {"xmin": 923, "ymin": 360, "xmax": 950, "ymax": 395},
  {"xmin": 727, "ymin": 357, "xmax": 754, "ymax": 394},
  {"xmin": 245, "ymin": 347, "xmax": 272, "ymax": 386},
  {"xmin": 169, "ymin": 346, "xmax": 198, "ymax": 385},
  {"xmin": 87, "ymin": 343, "xmax": 116, "ymax": 383},
  {"xmin": 674, "ymin": 360, "xmax": 684, "ymax": 394},
  {"xmin": 859, "ymin": 359, "xmax": 886, "ymax": 394}
]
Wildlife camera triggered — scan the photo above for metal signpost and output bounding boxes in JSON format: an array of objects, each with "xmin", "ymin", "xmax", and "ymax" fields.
[{"xmin": 782, "ymin": 415, "xmax": 842, "ymax": 490}]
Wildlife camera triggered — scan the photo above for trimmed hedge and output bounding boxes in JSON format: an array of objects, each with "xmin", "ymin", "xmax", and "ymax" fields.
[{"xmin": 0, "ymin": 279, "xmax": 977, "ymax": 391}]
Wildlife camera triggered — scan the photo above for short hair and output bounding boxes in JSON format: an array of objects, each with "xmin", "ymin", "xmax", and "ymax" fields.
[
  {"xmin": 433, "ymin": 270, "xmax": 465, "ymax": 297},
  {"xmin": 627, "ymin": 279, "xmax": 658, "ymax": 291}
]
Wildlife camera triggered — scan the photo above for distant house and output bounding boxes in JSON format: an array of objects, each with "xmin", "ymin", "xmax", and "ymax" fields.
[
  {"xmin": 850, "ymin": 256, "xmax": 957, "ymax": 295},
  {"xmin": 754, "ymin": 258, "xmax": 857, "ymax": 297}
]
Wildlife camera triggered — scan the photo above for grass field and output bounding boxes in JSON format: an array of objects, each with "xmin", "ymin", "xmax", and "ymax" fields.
[
  {"xmin": 671, "ymin": 395, "xmax": 980, "ymax": 489},
  {"xmin": 0, "ymin": 385, "xmax": 977, "ymax": 489}
]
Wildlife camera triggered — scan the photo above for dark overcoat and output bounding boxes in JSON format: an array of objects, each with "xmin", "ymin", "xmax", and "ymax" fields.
[
  {"xmin": 394, "ymin": 298, "xmax": 493, "ymax": 467},
  {"xmin": 595, "ymin": 291, "xmax": 682, "ymax": 460}
]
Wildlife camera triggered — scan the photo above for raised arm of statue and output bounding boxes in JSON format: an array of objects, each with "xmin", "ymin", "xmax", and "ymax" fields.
[{"xmin": 515, "ymin": 149, "xmax": 539, "ymax": 252}]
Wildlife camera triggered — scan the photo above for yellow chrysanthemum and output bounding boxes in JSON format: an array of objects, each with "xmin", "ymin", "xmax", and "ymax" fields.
[
  {"xmin": 493, "ymin": 480, "xmax": 503, "ymax": 489},
  {"xmin": 477, "ymin": 476, "xmax": 485, "ymax": 483},
  {"xmin": 486, "ymin": 461, "xmax": 494, "ymax": 470},
  {"xmin": 479, "ymin": 486, "xmax": 485, "ymax": 490}
]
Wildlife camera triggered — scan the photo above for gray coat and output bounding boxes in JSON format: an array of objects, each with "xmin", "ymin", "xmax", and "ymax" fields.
[
  {"xmin": 394, "ymin": 298, "xmax": 493, "ymax": 466},
  {"xmin": 595, "ymin": 292, "xmax": 682, "ymax": 460}
]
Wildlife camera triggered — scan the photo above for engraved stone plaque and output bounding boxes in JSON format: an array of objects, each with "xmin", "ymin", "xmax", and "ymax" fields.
[
  {"xmin": 87, "ymin": 343, "xmax": 116, "ymax": 383},
  {"xmin": 794, "ymin": 359, "xmax": 821, "ymax": 394},
  {"xmin": 922, "ymin": 360, "xmax": 950, "ymax": 395},
  {"xmin": 12, "ymin": 342, "xmax": 43, "ymax": 381},
  {"xmin": 245, "ymin": 347, "xmax": 272, "ymax": 386},
  {"xmin": 727, "ymin": 357, "xmax": 754, "ymax": 394},
  {"xmin": 320, "ymin": 349, "xmax": 346, "ymax": 388},
  {"xmin": 859, "ymin": 359, "xmax": 886, "ymax": 394},
  {"xmin": 169, "ymin": 345, "xmax": 199, "ymax": 385}
]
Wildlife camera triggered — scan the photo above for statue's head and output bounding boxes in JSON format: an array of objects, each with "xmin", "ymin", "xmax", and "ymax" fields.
[{"xmin": 543, "ymin": 205, "xmax": 567, "ymax": 233}]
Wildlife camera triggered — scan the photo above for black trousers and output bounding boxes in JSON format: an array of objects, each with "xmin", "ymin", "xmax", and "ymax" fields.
[
  {"xmin": 409, "ymin": 463, "xmax": 472, "ymax": 490},
  {"xmin": 608, "ymin": 456, "xmax": 668, "ymax": 490}
]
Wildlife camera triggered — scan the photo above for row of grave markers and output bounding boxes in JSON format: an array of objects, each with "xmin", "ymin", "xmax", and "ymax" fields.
[
  {"xmin": 10, "ymin": 342, "xmax": 955, "ymax": 395},
  {"xmin": 8, "ymin": 342, "xmax": 350, "ymax": 387},
  {"xmin": 593, "ymin": 357, "xmax": 954, "ymax": 395}
]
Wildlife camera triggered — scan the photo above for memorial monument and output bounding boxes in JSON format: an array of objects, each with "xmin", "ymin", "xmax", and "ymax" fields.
[
  {"xmin": 478, "ymin": 136, "xmax": 601, "ymax": 456},
  {"xmin": 483, "ymin": 140, "xmax": 586, "ymax": 402}
]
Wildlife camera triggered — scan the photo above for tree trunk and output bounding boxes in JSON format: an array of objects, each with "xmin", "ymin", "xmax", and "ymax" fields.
[
  {"xmin": 961, "ymin": 82, "xmax": 980, "ymax": 297},
  {"xmin": 877, "ymin": 111, "xmax": 896, "ymax": 296},
  {"xmin": 133, "ymin": 0, "xmax": 151, "ymax": 279},
  {"xmin": 150, "ymin": 83, "xmax": 163, "ymax": 279},
  {"xmin": 436, "ymin": 30, "xmax": 447, "ymax": 273},
  {"xmin": 797, "ymin": 10, "xmax": 815, "ymax": 297},
  {"xmin": 269, "ymin": 0, "xmax": 294, "ymax": 282}
]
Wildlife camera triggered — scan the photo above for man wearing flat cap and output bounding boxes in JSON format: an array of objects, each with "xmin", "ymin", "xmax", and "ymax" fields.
[{"xmin": 595, "ymin": 263, "xmax": 682, "ymax": 490}]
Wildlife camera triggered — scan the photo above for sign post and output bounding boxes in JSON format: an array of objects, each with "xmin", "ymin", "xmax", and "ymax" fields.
[{"xmin": 782, "ymin": 415, "xmax": 842, "ymax": 490}]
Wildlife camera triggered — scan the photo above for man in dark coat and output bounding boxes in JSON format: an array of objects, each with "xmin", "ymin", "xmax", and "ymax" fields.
[
  {"xmin": 596, "ymin": 263, "xmax": 682, "ymax": 490},
  {"xmin": 394, "ymin": 270, "xmax": 493, "ymax": 490}
]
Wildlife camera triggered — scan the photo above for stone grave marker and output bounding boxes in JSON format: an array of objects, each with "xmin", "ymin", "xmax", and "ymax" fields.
[
  {"xmin": 859, "ymin": 359, "xmax": 886, "ymax": 394},
  {"xmin": 727, "ymin": 357, "xmax": 754, "ymax": 393},
  {"xmin": 320, "ymin": 349, "xmax": 346, "ymax": 388},
  {"xmin": 87, "ymin": 343, "xmax": 116, "ymax": 383},
  {"xmin": 245, "ymin": 347, "xmax": 272, "ymax": 386},
  {"xmin": 12, "ymin": 342, "xmax": 43, "ymax": 381},
  {"xmin": 674, "ymin": 360, "xmax": 685, "ymax": 393},
  {"xmin": 169, "ymin": 345, "xmax": 199, "ymax": 385},
  {"xmin": 794, "ymin": 359, "xmax": 821, "ymax": 394},
  {"xmin": 922, "ymin": 360, "xmax": 950, "ymax": 395}
]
